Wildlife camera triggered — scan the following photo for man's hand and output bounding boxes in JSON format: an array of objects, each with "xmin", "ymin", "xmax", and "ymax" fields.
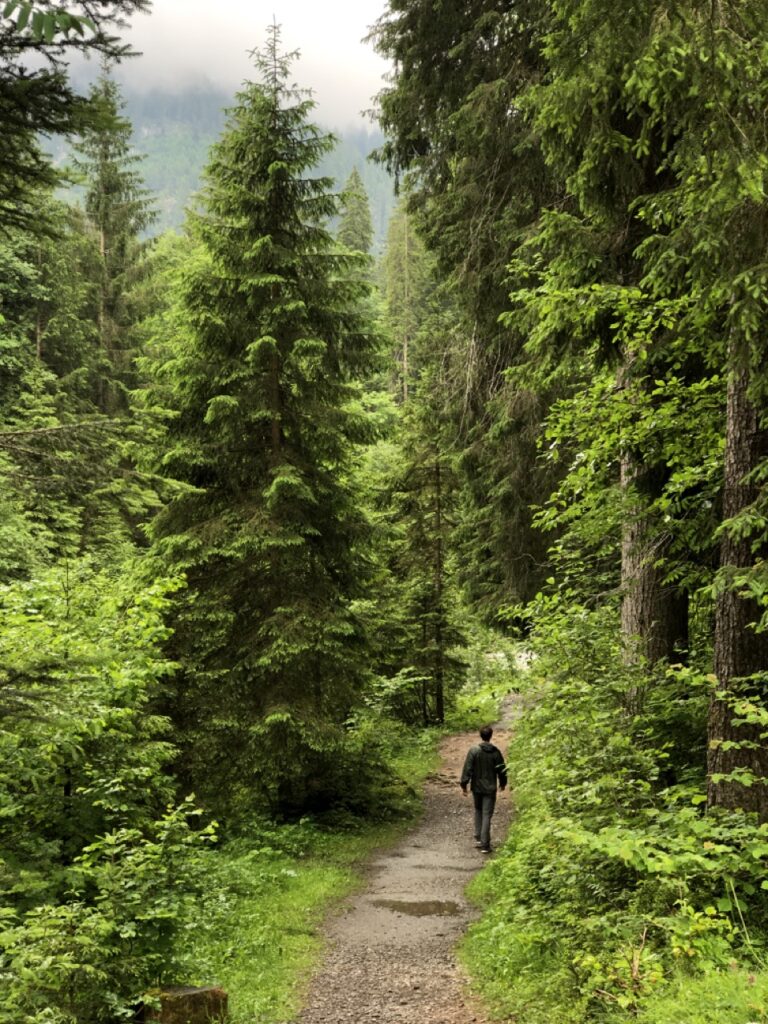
[{"xmin": 461, "ymin": 785, "xmax": 468, "ymax": 797}]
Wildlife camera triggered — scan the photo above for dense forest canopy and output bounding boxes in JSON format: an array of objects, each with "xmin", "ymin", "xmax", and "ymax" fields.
[{"xmin": 1, "ymin": 3, "xmax": 768, "ymax": 1023}]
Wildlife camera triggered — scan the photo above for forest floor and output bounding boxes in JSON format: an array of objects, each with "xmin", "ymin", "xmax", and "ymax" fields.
[{"xmin": 293, "ymin": 700, "xmax": 518, "ymax": 1024}]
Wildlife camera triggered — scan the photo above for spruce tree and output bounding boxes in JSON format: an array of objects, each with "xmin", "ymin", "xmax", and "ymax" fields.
[
  {"xmin": 337, "ymin": 167, "xmax": 374, "ymax": 254},
  {"xmin": 72, "ymin": 70, "xmax": 156, "ymax": 414},
  {"xmin": 148, "ymin": 27, "xmax": 378, "ymax": 814},
  {"xmin": 390, "ymin": 365, "xmax": 465, "ymax": 725},
  {"xmin": 373, "ymin": 0, "xmax": 559, "ymax": 615},
  {"xmin": 381, "ymin": 200, "xmax": 432, "ymax": 403}
]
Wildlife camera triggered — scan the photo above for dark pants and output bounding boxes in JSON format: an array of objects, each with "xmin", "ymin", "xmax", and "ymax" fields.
[{"xmin": 473, "ymin": 791, "xmax": 496, "ymax": 849}]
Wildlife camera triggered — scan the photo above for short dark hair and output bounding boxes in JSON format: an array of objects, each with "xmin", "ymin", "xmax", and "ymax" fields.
[{"xmin": 480, "ymin": 725, "xmax": 493, "ymax": 741}]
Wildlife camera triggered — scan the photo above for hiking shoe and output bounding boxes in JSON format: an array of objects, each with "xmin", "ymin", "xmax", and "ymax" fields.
[
  {"xmin": 474, "ymin": 840, "xmax": 483, "ymax": 848},
  {"xmin": 480, "ymin": 847, "xmax": 491, "ymax": 854}
]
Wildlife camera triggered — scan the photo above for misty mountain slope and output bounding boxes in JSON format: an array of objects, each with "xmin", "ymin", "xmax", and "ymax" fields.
[{"xmin": 122, "ymin": 82, "xmax": 395, "ymax": 245}]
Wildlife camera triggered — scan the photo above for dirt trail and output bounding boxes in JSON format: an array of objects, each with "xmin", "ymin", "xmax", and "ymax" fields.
[{"xmin": 294, "ymin": 701, "xmax": 518, "ymax": 1024}]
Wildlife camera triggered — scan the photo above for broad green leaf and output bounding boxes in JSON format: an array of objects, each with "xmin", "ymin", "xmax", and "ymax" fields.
[{"xmin": 16, "ymin": 0, "xmax": 31, "ymax": 31}]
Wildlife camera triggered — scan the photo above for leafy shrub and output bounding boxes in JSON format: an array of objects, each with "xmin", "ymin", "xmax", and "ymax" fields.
[
  {"xmin": 0, "ymin": 803, "xmax": 214, "ymax": 1024},
  {"xmin": 0, "ymin": 566, "xmax": 182, "ymax": 899},
  {"xmin": 463, "ymin": 598, "xmax": 768, "ymax": 1024},
  {"xmin": 0, "ymin": 564, "xmax": 215, "ymax": 1023},
  {"xmin": 295, "ymin": 712, "xmax": 434, "ymax": 824},
  {"xmin": 445, "ymin": 625, "xmax": 521, "ymax": 730}
]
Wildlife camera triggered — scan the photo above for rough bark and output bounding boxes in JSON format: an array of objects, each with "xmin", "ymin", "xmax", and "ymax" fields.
[
  {"xmin": 708, "ymin": 362, "xmax": 768, "ymax": 816},
  {"xmin": 421, "ymin": 621, "xmax": 429, "ymax": 726},
  {"xmin": 620, "ymin": 452, "xmax": 689, "ymax": 669}
]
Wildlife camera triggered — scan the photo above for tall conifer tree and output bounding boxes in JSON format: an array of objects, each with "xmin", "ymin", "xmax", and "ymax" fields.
[
  {"xmin": 389, "ymin": 344, "xmax": 464, "ymax": 725},
  {"xmin": 148, "ymin": 27, "xmax": 378, "ymax": 813},
  {"xmin": 337, "ymin": 167, "xmax": 374, "ymax": 254},
  {"xmin": 382, "ymin": 200, "xmax": 431, "ymax": 403},
  {"xmin": 72, "ymin": 70, "xmax": 156, "ymax": 413}
]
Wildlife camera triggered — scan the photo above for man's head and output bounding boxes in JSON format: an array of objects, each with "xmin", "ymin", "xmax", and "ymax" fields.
[{"xmin": 480, "ymin": 725, "xmax": 493, "ymax": 741}]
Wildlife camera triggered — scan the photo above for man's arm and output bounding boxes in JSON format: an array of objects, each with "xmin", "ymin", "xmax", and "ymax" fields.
[
  {"xmin": 496, "ymin": 747, "xmax": 508, "ymax": 790},
  {"xmin": 460, "ymin": 748, "xmax": 475, "ymax": 791}
]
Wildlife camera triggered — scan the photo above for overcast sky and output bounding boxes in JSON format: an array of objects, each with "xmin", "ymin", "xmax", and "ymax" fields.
[{"xmin": 111, "ymin": 0, "xmax": 391, "ymax": 128}]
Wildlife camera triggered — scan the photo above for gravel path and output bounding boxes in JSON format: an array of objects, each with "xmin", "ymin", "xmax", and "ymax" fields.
[{"xmin": 294, "ymin": 704, "xmax": 518, "ymax": 1024}]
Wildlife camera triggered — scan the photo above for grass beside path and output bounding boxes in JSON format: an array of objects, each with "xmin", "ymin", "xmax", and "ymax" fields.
[
  {"xmin": 178, "ymin": 643, "xmax": 519, "ymax": 1022},
  {"xmin": 180, "ymin": 731, "xmax": 441, "ymax": 1024}
]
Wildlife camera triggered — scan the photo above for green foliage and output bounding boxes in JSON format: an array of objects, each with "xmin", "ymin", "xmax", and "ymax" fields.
[
  {"xmin": 0, "ymin": 564, "xmax": 216, "ymax": 1024},
  {"xmin": 379, "ymin": 198, "xmax": 433, "ymax": 402},
  {"xmin": 445, "ymin": 627, "xmax": 520, "ymax": 730},
  {"xmin": 338, "ymin": 166, "xmax": 374, "ymax": 255},
  {"xmin": 0, "ymin": 73, "xmax": 160, "ymax": 571},
  {"xmin": 0, "ymin": 566, "xmax": 180, "ymax": 894},
  {"xmin": 533, "ymin": 355, "xmax": 726, "ymax": 606},
  {"xmin": 630, "ymin": 969, "xmax": 768, "ymax": 1024},
  {"xmin": 372, "ymin": 1, "xmax": 560, "ymax": 616},
  {"xmin": 0, "ymin": 0, "xmax": 150, "ymax": 230},
  {"xmin": 2, "ymin": 2, "xmax": 94, "ymax": 41},
  {"xmin": 144, "ymin": 28, "xmax": 380, "ymax": 817},
  {"xmin": 59, "ymin": 83, "xmax": 397, "ymax": 242},
  {"xmin": 463, "ymin": 603, "xmax": 768, "ymax": 1023},
  {"xmin": 72, "ymin": 71, "xmax": 157, "ymax": 415},
  {"xmin": 376, "ymin": 411, "xmax": 465, "ymax": 723},
  {"xmin": 4, "ymin": 2, "xmax": 768, "ymax": 1020},
  {"xmin": 361, "ymin": 235, "xmax": 469, "ymax": 725},
  {"xmin": 0, "ymin": 803, "xmax": 214, "ymax": 1024},
  {"xmin": 184, "ymin": 826, "xmax": 349, "ymax": 1024},
  {"xmin": 179, "ymin": 722, "xmax": 439, "ymax": 1024}
]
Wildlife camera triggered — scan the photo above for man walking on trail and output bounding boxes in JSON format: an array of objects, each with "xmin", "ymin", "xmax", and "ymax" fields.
[{"xmin": 460, "ymin": 725, "xmax": 507, "ymax": 854}]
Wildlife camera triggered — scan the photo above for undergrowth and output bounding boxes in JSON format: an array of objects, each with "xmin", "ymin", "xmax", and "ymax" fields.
[
  {"xmin": 462, "ymin": 598, "xmax": 768, "ymax": 1024},
  {"xmin": 180, "ymin": 823, "xmax": 400, "ymax": 1023},
  {"xmin": 178, "ymin": 716, "xmax": 441, "ymax": 1023},
  {"xmin": 170, "ymin": 634, "xmax": 516, "ymax": 1022},
  {"xmin": 446, "ymin": 626, "xmax": 521, "ymax": 730}
]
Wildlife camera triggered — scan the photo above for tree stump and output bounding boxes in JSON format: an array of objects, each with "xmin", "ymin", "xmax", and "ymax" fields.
[{"xmin": 144, "ymin": 986, "xmax": 228, "ymax": 1023}]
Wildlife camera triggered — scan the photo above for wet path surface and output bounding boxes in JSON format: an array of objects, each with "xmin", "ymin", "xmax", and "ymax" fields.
[{"xmin": 294, "ymin": 705, "xmax": 517, "ymax": 1024}]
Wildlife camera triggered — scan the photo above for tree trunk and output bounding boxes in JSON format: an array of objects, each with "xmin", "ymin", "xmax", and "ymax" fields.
[
  {"xmin": 620, "ymin": 451, "xmax": 689, "ymax": 669},
  {"xmin": 35, "ymin": 243, "xmax": 43, "ymax": 359},
  {"xmin": 421, "ymin": 621, "xmax": 429, "ymax": 725},
  {"xmin": 269, "ymin": 347, "xmax": 283, "ymax": 466},
  {"xmin": 708, "ymin": 359, "xmax": 768, "ymax": 816},
  {"xmin": 402, "ymin": 213, "xmax": 410, "ymax": 404},
  {"xmin": 98, "ymin": 226, "xmax": 109, "ymax": 413},
  {"xmin": 619, "ymin": 353, "xmax": 689, "ymax": 678},
  {"xmin": 434, "ymin": 455, "xmax": 445, "ymax": 724}
]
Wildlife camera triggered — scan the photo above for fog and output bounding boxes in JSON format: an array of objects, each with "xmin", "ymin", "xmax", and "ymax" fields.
[{"xmin": 101, "ymin": 0, "xmax": 391, "ymax": 127}]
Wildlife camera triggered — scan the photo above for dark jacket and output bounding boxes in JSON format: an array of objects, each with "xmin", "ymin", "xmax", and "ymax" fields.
[{"xmin": 460, "ymin": 741, "xmax": 507, "ymax": 795}]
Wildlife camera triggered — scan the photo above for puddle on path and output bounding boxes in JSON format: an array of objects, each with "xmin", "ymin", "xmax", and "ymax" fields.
[
  {"xmin": 411, "ymin": 864, "xmax": 476, "ymax": 872},
  {"xmin": 371, "ymin": 899, "xmax": 461, "ymax": 917}
]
